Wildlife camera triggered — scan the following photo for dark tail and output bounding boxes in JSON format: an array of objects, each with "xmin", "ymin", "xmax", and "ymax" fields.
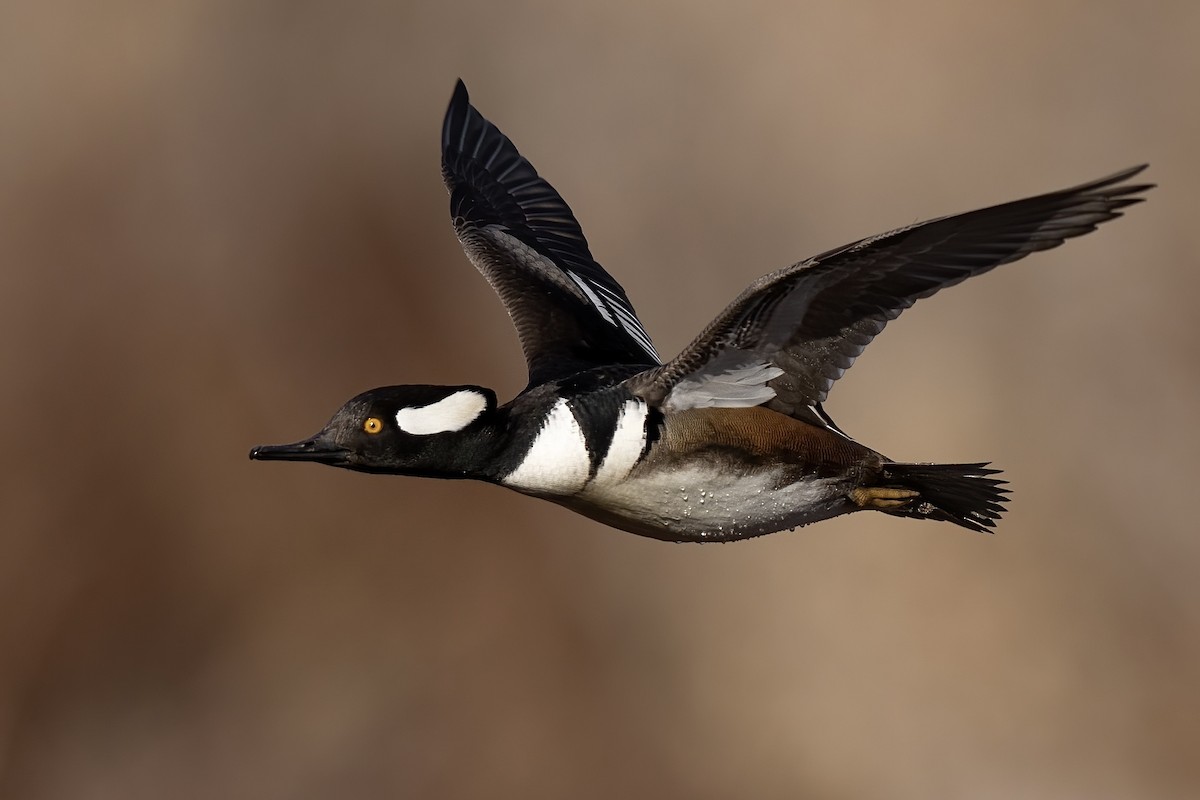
[{"xmin": 880, "ymin": 462, "xmax": 1009, "ymax": 533}]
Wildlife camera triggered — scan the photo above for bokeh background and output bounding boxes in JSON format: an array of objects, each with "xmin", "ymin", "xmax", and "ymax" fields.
[{"xmin": 2, "ymin": 2, "xmax": 1197, "ymax": 798}]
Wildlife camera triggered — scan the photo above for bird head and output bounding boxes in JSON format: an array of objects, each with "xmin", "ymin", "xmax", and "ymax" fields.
[{"xmin": 250, "ymin": 385, "xmax": 498, "ymax": 477}]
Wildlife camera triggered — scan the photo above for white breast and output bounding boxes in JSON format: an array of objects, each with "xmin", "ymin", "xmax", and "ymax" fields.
[
  {"xmin": 591, "ymin": 399, "xmax": 648, "ymax": 487},
  {"xmin": 501, "ymin": 399, "xmax": 591, "ymax": 495},
  {"xmin": 502, "ymin": 398, "xmax": 651, "ymax": 497}
]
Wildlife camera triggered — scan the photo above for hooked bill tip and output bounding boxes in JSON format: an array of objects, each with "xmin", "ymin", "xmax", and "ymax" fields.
[{"xmin": 249, "ymin": 441, "xmax": 315, "ymax": 461}]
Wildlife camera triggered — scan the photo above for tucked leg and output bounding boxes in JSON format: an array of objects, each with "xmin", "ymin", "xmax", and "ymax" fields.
[{"xmin": 850, "ymin": 486, "xmax": 919, "ymax": 510}]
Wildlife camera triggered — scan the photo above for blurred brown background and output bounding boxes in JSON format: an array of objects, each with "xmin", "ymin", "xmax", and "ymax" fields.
[{"xmin": 2, "ymin": 2, "xmax": 1197, "ymax": 798}]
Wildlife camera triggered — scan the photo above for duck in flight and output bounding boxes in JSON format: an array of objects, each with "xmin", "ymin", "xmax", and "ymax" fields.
[{"xmin": 250, "ymin": 80, "xmax": 1151, "ymax": 542}]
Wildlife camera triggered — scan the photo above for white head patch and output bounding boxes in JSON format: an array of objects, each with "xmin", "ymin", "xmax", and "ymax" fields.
[{"xmin": 395, "ymin": 390, "xmax": 488, "ymax": 435}]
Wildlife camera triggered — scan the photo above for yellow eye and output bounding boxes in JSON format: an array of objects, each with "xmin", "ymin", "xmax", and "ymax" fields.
[{"xmin": 363, "ymin": 417, "xmax": 383, "ymax": 435}]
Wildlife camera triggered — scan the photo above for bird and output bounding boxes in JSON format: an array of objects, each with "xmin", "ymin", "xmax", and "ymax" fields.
[{"xmin": 250, "ymin": 80, "xmax": 1151, "ymax": 542}]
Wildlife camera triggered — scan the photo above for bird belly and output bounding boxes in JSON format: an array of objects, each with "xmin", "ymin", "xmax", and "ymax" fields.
[{"xmin": 562, "ymin": 466, "xmax": 852, "ymax": 542}]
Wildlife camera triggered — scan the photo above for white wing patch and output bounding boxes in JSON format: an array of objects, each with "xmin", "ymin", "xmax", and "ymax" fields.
[
  {"xmin": 476, "ymin": 227, "xmax": 659, "ymax": 363},
  {"xmin": 591, "ymin": 399, "xmax": 648, "ymax": 487},
  {"xmin": 395, "ymin": 390, "xmax": 488, "ymax": 435},
  {"xmin": 565, "ymin": 270, "xmax": 615, "ymax": 324},
  {"xmin": 664, "ymin": 359, "xmax": 785, "ymax": 412},
  {"xmin": 565, "ymin": 269, "xmax": 660, "ymax": 362},
  {"xmin": 502, "ymin": 399, "xmax": 591, "ymax": 495}
]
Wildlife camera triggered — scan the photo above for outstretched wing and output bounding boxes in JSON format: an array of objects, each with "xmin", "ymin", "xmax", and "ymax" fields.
[
  {"xmin": 627, "ymin": 166, "xmax": 1152, "ymax": 429},
  {"xmin": 441, "ymin": 80, "xmax": 659, "ymax": 387}
]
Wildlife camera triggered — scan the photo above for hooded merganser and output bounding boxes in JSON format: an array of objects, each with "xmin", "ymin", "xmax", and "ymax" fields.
[{"xmin": 250, "ymin": 80, "xmax": 1151, "ymax": 542}]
